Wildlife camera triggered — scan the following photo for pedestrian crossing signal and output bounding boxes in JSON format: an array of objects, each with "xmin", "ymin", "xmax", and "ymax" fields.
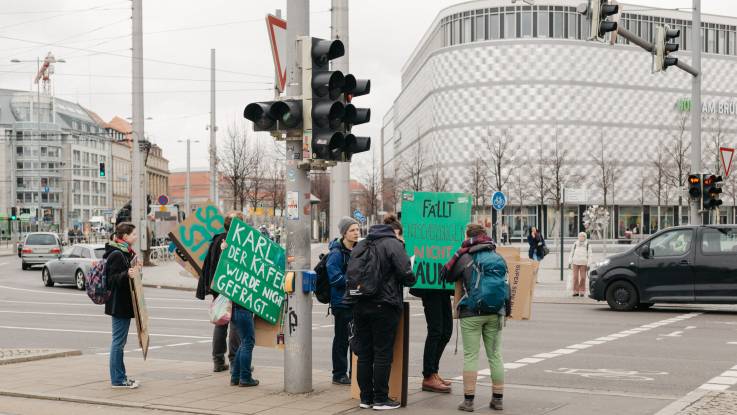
[{"xmin": 99, "ymin": 162, "xmax": 106, "ymax": 177}]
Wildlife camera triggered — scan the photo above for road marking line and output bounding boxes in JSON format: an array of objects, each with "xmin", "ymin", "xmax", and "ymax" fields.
[
  {"xmin": 698, "ymin": 383, "xmax": 730, "ymax": 391},
  {"xmin": 478, "ymin": 369, "xmax": 490, "ymax": 376},
  {"xmin": 551, "ymin": 349, "xmax": 578, "ymax": 355},
  {"xmin": 516, "ymin": 358, "xmax": 544, "ymax": 364},
  {"xmin": 0, "ymin": 284, "xmax": 201, "ymax": 302},
  {"xmin": 566, "ymin": 344, "xmax": 592, "ymax": 350},
  {"xmin": 503, "ymin": 363, "xmax": 527, "ymax": 369},
  {"xmin": 707, "ymin": 376, "xmax": 737, "ymax": 385},
  {"xmin": 723, "ymin": 371, "xmax": 737, "ymax": 377},
  {"xmin": 0, "ymin": 299, "xmax": 205, "ymax": 311},
  {"xmin": 0, "ymin": 309, "xmax": 209, "ymax": 322},
  {"xmin": 533, "ymin": 353, "xmax": 560, "ymax": 359},
  {"xmin": 727, "ymin": 342, "xmax": 737, "ymax": 345},
  {"xmin": 0, "ymin": 325, "xmax": 210, "ymax": 339},
  {"xmin": 597, "ymin": 336, "xmax": 617, "ymax": 341},
  {"xmin": 583, "ymin": 340, "xmax": 605, "ymax": 345},
  {"xmin": 609, "ymin": 333, "xmax": 629, "ymax": 338},
  {"xmin": 197, "ymin": 340, "xmax": 212, "ymax": 343},
  {"xmin": 167, "ymin": 342, "xmax": 192, "ymax": 347},
  {"xmin": 685, "ymin": 326, "xmax": 696, "ymax": 330},
  {"xmin": 663, "ymin": 331, "xmax": 683, "ymax": 337}
]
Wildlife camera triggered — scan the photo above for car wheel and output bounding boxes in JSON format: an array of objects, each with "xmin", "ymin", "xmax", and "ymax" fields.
[
  {"xmin": 606, "ymin": 280, "xmax": 639, "ymax": 311},
  {"xmin": 638, "ymin": 302, "xmax": 654, "ymax": 310},
  {"xmin": 75, "ymin": 269, "xmax": 86, "ymax": 290},
  {"xmin": 21, "ymin": 261, "xmax": 29, "ymax": 270},
  {"xmin": 42, "ymin": 268, "xmax": 54, "ymax": 287}
]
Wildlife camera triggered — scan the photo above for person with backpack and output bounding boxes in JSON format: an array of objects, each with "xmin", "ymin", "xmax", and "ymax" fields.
[
  {"xmin": 105, "ymin": 222, "xmax": 142, "ymax": 389},
  {"xmin": 326, "ymin": 216, "xmax": 360, "ymax": 385},
  {"xmin": 442, "ymin": 224, "xmax": 507, "ymax": 412},
  {"xmin": 527, "ymin": 227, "xmax": 546, "ymax": 261},
  {"xmin": 568, "ymin": 232, "xmax": 593, "ymax": 297},
  {"xmin": 345, "ymin": 215, "xmax": 416, "ymax": 411},
  {"xmin": 197, "ymin": 211, "xmax": 244, "ymax": 373}
]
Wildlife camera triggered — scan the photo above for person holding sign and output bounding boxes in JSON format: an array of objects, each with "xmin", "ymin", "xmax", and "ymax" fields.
[
  {"xmin": 326, "ymin": 216, "xmax": 360, "ymax": 385},
  {"xmin": 104, "ymin": 223, "xmax": 142, "ymax": 389}
]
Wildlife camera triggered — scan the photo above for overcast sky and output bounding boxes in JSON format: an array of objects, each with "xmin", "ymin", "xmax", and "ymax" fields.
[{"xmin": 1, "ymin": 0, "xmax": 736, "ymax": 178}]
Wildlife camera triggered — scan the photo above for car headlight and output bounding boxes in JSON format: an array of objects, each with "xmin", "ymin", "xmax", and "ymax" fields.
[{"xmin": 592, "ymin": 259, "xmax": 610, "ymax": 270}]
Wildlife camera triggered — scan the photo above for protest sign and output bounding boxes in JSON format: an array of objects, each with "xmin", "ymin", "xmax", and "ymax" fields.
[
  {"xmin": 129, "ymin": 271, "xmax": 150, "ymax": 359},
  {"xmin": 402, "ymin": 191, "xmax": 472, "ymax": 290},
  {"xmin": 211, "ymin": 218, "xmax": 286, "ymax": 324},
  {"xmin": 169, "ymin": 204, "xmax": 225, "ymax": 277}
]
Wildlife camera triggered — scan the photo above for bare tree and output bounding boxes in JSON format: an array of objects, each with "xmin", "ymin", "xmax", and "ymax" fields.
[
  {"xmin": 382, "ymin": 176, "xmax": 399, "ymax": 214},
  {"xmin": 533, "ymin": 140, "xmax": 547, "ymax": 207},
  {"xmin": 246, "ymin": 139, "xmax": 267, "ymax": 215},
  {"xmin": 428, "ymin": 154, "xmax": 450, "ymax": 193},
  {"xmin": 650, "ymin": 147, "xmax": 669, "ymax": 207},
  {"xmin": 361, "ymin": 152, "xmax": 381, "ymax": 222},
  {"xmin": 706, "ymin": 115, "xmax": 726, "ymax": 176},
  {"xmin": 545, "ymin": 133, "xmax": 569, "ymax": 211},
  {"xmin": 486, "ymin": 128, "xmax": 512, "ymax": 192},
  {"xmin": 467, "ymin": 157, "xmax": 488, "ymax": 214},
  {"xmin": 592, "ymin": 130, "xmax": 618, "ymax": 207},
  {"xmin": 663, "ymin": 112, "xmax": 691, "ymax": 219},
  {"xmin": 311, "ymin": 171, "xmax": 331, "ymax": 219},
  {"xmin": 219, "ymin": 122, "xmax": 254, "ymax": 210},
  {"xmin": 400, "ymin": 132, "xmax": 425, "ymax": 192},
  {"xmin": 266, "ymin": 162, "xmax": 285, "ymax": 216}
]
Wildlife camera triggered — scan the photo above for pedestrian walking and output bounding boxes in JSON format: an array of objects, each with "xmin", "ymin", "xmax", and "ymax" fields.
[
  {"xmin": 345, "ymin": 214, "xmax": 417, "ymax": 411},
  {"xmin": 197, "ymin": 211, "xmax": 243, "ymax": 373},
  {"xmin": 527, "ymin": 227, "xmax": 546, "ymax": 261},
  {"xmin": 568, "ymin": 232, "xmax": 593, "ymax": 297},
  {"xmin": 327, "ymin": 216, "xmax": 360, "ymax": 385},
  {"xmin": 442, "ymin": 224, "xmax": 507, "ymax": 412},
  {"xmin": 105, "ymin": 222, "xmax": 142, "ymax": 389}
]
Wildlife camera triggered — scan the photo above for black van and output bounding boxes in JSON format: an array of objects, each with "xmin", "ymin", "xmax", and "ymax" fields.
[{"xmin": 589, "ymin": 225, "xmax": 737, "ymax": 311}]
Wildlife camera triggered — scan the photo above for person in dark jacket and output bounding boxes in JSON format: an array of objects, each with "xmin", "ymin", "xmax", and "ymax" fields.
[
  {"xmin": 326, "ymin": 216, "xmax": 360, "ymax": 385},
  {"xmin": 527, "ymin": 227, "xmax": 545, "ymax": 261},
  {"xmin": 443, "ymin": 224, "xmax": 506, "ymax": 411},
  {"xmin": 105, "ymin": 222, "xmax": 141, "ymax": 389},
  {"xmin": 350, "ymin": 215, "xmax": 417, "ymax": 411},
  {"xmin": 197, "ymin": 211, "xmax": 243, "ymax": 372}
]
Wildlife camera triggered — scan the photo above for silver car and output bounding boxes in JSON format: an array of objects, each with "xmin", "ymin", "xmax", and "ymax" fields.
[
  {"xmin": 42, "ymin": 244, "xmax": 105, "ymax": 290},
  {"xmin": 21, "ymin": 232, "xmax": 62, "ymax": 270}
]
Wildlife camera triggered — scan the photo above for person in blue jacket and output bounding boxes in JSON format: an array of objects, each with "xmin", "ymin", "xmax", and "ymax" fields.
[{"xmin": 326, "ymin": 216, "xmax": 360, "ymax": 385}]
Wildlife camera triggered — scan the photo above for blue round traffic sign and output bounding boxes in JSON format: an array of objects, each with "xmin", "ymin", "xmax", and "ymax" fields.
[{"xmin": 491, "ymin": 191, "xmax": 507, "ymax": 211}]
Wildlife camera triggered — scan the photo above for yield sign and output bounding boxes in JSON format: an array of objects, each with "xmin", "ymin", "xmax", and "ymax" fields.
[
  {"xmin": 266, "ymin": 14, "xmax": 287, "ymax": 93},
  {"xmin": 721, "ymin": 147, "xmax": 735, "ymax": 178}
]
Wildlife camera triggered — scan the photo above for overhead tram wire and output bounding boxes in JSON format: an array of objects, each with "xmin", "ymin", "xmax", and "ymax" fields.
[
  {"xmin": 0, "ymin": 1, "xmax": 128, "ymax": 31},
  {"xmin": 0, "ymin": 70, "xmax": 272, "ymax": 84}
]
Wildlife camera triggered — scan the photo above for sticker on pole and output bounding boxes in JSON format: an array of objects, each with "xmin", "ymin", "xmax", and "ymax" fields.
[
  {"xmin": 491, "ymin": 191, "xmax": 507, "ymax": 211},
  {"xmin": 721, "ymin": 147, "xmax": 735, "ymax": 178},
  {"xmin": 211, "ymin": 218, "xmax": 286, "ymax": 325},
  {"xmin": 286, "ymin": 191, "xmax": 299, "ymax": 221},
  {"xmin": 266, "ymin": 14, "xmax": 287, "ymax": 93}
]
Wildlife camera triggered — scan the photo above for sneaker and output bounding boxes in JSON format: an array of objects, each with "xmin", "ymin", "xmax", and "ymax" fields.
[
  {"xmin": 373, "ymin": 399, "xmax": 400, "ymax": 410},
  {"xmin": 213, "ymin": 363, "xmax": 229, "ymax": 372},
  {"xmin": 490, "ymin": 397, "xmax": 503, "ymax": 410},
  {"xmin": 112, "ymin": 379, "xmax": 139, "ymax": 389},
  {"xmin": 457, "ymin": 399, "xmax": 475, "ymax": 412},
  {"xmin": 332, "ymin": 375, "xmax": 351, "ymax": 385},
  {"xmin": 359, "ymin": 401, "xmax": 374, "ymax": 409},
  {"xmin": 238, "ymin": 379, "xmax": 260, "ymax": 387}
]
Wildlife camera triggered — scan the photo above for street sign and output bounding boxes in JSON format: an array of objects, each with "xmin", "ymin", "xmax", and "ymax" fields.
[
  {"xmin": 211, "ymin": 218, "xmax": 286, "ymax": 325},
  {"xmin": 721, "ymin": 147, "xmax": 735, "ymax": 178},
  {"xmin": 491, "ymin": 191, "xmax": 507, "ymax": 211},
  {"xmin": 566, "ymin": 188, "xmax": 588, "ymax": 204},
  {"xmin": 402, "ymin": 191, "xmax": 472, "ymax": 290},
  {"xmin": 157, "ymin": 194, "xmax": 169, "ymax": 205},
  {"xmin": 353, "ymin": 209, "xmax": 366, "ymax": 224},
  {"xmin": 266, "ymin": 14, "xmax": 287, "ymax": 93}
]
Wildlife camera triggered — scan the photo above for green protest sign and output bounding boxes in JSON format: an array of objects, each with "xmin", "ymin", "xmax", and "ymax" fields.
[
  {"xmin": 402, "ymin": 191, "xmax": 472, "ymax": 290},
  {"xmin": 211, "ymin": 218, "xmax": 286, "ymax": 324}
]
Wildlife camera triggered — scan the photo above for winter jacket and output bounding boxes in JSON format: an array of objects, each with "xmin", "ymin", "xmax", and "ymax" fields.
[
  {"xmin": 104, "ymin": 244, "xmax": 135, "ymax": 319},
  {"xmin": 443, "ymin": 242, "xmax": 510, "ymax": 318},
  {"xmin": 527, "ymin": 233, "xmax": 546, "ymax": 259},
  {"xmin": 326, "ymin": 238, "xmax": 352, "ymax": 309},
  {"xmin": 197, "ymin": 232, "xmax": 227, "ymax": 300},
  {"xmin": 350, "ymin": 224, "xmax": 417, "ymax": 310},
  {"xmin": 568, "ymin": 239, "xmax": 593, "ymax": 267}
]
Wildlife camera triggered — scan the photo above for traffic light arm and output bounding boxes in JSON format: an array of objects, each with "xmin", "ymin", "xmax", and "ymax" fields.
[{"xmin": 615, "ymin": 26, "xmax": 699, "ymax": 77}]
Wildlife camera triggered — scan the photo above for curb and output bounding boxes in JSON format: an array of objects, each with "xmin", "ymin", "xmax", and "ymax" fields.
[
  {"xmin": 653, "ymin": 389, "xmax": 710, "ymax": 415},
  {"xmin": 0, "ymin": 350, "xmax": 81, "ymax": 366}
]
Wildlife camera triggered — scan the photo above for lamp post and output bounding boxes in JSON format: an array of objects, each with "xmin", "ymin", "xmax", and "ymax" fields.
[{"xmin": 177, "ymin": 139, "xmax": 199, "ymax": 216}]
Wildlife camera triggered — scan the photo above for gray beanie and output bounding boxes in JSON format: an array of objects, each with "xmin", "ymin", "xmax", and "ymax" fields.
[{"xmin": 338, "ymin": 216, "xmax": 359, "ymax": 236}]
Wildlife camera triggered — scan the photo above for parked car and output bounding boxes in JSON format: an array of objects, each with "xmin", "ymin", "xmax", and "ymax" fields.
[
  {"xmin": 589, "ymin": 225, "xmax": 737, "ymax": 311},
  {"xmin": 21, "ymin": 233, "xmax": 62, "ymax": 270},
  {"xmin": 42, "ymin": 244, "xmax": 105, "ymax": 289}
]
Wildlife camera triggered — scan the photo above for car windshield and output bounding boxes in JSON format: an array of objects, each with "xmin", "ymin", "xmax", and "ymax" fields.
[
  {"xmin": 93, "ymin": 248, "xmax": 106, "ymax": 259},
  {"xmin": 26, "ymin": 234, "xmax": 57, "ymax": 245}
]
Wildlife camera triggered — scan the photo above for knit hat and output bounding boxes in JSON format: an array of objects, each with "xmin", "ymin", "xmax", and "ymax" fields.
[{"xmin": 338, "ymin": 216, "xmax": 359, "ymax": 236}]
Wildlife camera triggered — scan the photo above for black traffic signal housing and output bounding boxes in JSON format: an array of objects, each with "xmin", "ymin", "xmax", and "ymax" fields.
[
  {"xmin": 688, "ymin": 174, "xmax": 702, "ymax": 201},
  {"xmin": 243, "ymin": 100, "xmax": 303, "ymax": 133},
  {"xmin": 703, "ymin": 175, "xmax": 723, "ymax": 210},
  {"xmin": 10, "ymin": 207, "xmax": 17, "ymax": 221},
  {"xmin": 655, "ymin": 25, "xmax": 680, "ymax": 72},
  {"xmin": 588, "ymin": 0, "xmax": 619, "ymax": 40},
  {"xmin": 99, "ymin": 162, "xmax": 106, "ymax": 177},
  {"xmin": 308, "ymin": 37, "xmax": 347, "ymax": 161},
  {"xmin": 339, "ymin": 75, "xmax": 372, "ymax": 161}
]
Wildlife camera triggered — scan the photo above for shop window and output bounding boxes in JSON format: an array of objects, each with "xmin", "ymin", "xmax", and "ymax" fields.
[{"xmin": 537, "ymin": 10, "xmax": 549, "ymax": 37}]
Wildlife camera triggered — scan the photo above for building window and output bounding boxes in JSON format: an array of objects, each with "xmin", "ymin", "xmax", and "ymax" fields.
[
  {"xmin": 521, "ymin": 11, "xmax": 533, "ymax": 37},
  {"xmin": 504, "ymin": 11, "xmax": 515, "ymax": 39},
  {"xmin": 475, "ymin": 14, "xmax": 485, "ymax": 41},
  {"xmin": 708, "ymin": 28, "xmax": 716, "ymax": 53},
  {"xmin": 553, "ymin": 10, "xmax": 565, "ymax": 38},
  {"xmin": 537, "ymin": 9, "xmax": 550, "ymax": 38},
  {"xmin": 730, "ymin": 31, "xmax": 736, "ymax": 55},
  {"xmin": 74, "ymin": 194, "xmax": 81, "ymax": 204},
  {"xmin": 83, "ymin": 181, "xmax": 90, "ymax": 192},
  {"xmin": 463, "ymin": 16, "xmax": 472, "ymax": 43},
  {"xmin": 453, "ymin": 19, "xmax": 461, "ymax": 45},
  {"xmin": 489, "ymin": 13, "xmax": 500, "ymax": 39},
  {"xmin": 618, "ymin": 207, "xmax": 642, "ymax": 238},
  {"xmin": 83, "ymin": 195, "xmax": 90, "ymax": 205},
  {"xmin": 567, "ymin": 12, "xmax": 577, "ymax": 39}
]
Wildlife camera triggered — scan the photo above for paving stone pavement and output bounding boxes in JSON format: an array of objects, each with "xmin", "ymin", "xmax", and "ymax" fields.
[
  {"xmin": 0, "ymin": 349, "xmax": 81, "ymax": 365},
  {"xmin": 677, "ymin": 391, "xmax": 737, "ymax": 415}
]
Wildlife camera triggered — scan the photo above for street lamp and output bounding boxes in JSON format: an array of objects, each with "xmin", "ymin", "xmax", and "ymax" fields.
[{"xmin": 176, "ymin": 139, "xmax": 200, "ymax": 217}]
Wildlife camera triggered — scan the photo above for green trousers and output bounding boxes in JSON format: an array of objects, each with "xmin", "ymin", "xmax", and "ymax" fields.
[{"xmin": 460, "ymin": 314, "xmax": 504, "ymax": 395}]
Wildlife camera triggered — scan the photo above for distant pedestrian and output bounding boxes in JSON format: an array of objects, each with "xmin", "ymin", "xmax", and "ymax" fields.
[
  {"xmin": 327, "ymin": 216, "xmax": 360, "ymax": 385},
  {"xmin": 527, "ymin": 227, "xmax": 546, "ymax": 261},
  {"xmin": 346, "ymin": 214, "xmax": 417, "ymax": 410},
  {"xmin": 442, "ymin": 224, "xmax": 507, "ymax": 412},
  {"xmin": 501, "ymin": 223, "xmax": 509, "ymax": 246},
  {"xmin": 568, "ymin": 232, "xmax": 592, "ymax": 297},
  {"xmin": 197, "ymin": 211, "xmax": 244, "ymax": 373},
  {"xmin": 105, "ymin": 222, "xmax": 142, "ymax": 389}
]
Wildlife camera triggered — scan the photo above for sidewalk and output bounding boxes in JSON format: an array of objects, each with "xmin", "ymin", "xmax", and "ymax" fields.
[
  {"xmin": 674, "ymin": 391, "xmax": 737, "ymax": 415},
  {"xmin": 0, "ymin": 349, "xmax": 80, "ymax": 365}
]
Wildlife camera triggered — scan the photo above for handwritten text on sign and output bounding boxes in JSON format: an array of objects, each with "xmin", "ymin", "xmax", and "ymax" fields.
[{"xmin": 211, "ymin": 219, "xmax": 286, "ymax": 324}]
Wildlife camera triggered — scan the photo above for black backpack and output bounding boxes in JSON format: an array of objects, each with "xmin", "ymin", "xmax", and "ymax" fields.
[
  {"xmin": 345, "ymin": 239, "xmax": 381, "ymax": 300},
  {"xmin": 314, "ymin": 252, "xmax": 331, "ymax": 304}
]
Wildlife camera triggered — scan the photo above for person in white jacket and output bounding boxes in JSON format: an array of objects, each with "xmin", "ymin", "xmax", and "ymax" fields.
[{"xmin": 568, "ymin": 232, "xmax": 593, "ymax": 297}]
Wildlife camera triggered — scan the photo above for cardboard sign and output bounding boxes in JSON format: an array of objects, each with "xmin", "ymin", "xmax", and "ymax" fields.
[
  {"xmin": 401, "ymin": 191, "xmax": 472, "ymax": 290},
  {"xmin": 169, "ymin": 204, "xmax": 225, "ymax": 277},
  {"xmin": 129, "ymin": 273, "xmax": 150, "ymax": 359},
  {"xmin": 210, "ymin": 218, "xmax": 286, "ymax": 325}
]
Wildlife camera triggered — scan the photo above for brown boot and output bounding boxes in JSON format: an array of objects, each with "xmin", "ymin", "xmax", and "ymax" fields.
[
  {"xmin": 435, "ymin": 373, "xmax": 452, "ymax": 387},
  {"xmin": 422, "ymin": 374, "xmax": 451, "ymax": 393}
]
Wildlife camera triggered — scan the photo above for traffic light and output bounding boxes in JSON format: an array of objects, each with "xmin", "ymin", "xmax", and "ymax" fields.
[
  {"xmin": 10, "ymin": 207, "xmax": 17, "ymax": 221},
  {"xmin": 305, "ymin": 36, "xmax": 348, "ymax": 161},
  {"xmin": 703, "ymin": 175, "xmax": 723, "ymax": 210},
  {"xmin": 655, "ymin": 25, "xmax": 680, "ymax": 72},
  {"xmin": 688, "ymin": 174, "xmax": 702, "ymax": 200},
  {"xmin": 339, "ymin": 75, "xmax": 372, "ymax": 161},
  {"xmin": 586, "ymin": 0, "xmax": 619, "ymax": 40},
  {"xmin": 243, "ymin": 99, "xmax": 303, "ymax": 132},
  {"xmin": 99, "ymin": 162, "xmax": 106, "ymax": 177}
]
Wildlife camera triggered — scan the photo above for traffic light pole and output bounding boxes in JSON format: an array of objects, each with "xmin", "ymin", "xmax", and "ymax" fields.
[
  {"xmin": 689, "ymin": 0, "xmax": 703, "ymax": 226},
  {"xmin": 131, "ymin": 0, "xmax": 144, "ymax": 253},
  {"xmin": 284, "ymin": 0, "xmax": 312, "ymax": 395}
]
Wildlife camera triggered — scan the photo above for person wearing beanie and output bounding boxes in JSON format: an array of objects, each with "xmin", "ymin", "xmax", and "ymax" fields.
[{"xmin": 326, "ymin": 216, "xmax": 360, "ymax": 385}]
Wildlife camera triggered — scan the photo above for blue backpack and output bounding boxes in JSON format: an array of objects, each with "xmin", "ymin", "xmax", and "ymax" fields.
[{"xmin": 461, "ymin": 250, "xmax": 509, "ymax": 314}]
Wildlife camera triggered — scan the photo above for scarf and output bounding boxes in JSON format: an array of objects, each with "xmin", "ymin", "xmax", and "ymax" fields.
[
  {"xmin": 441, "ymin": 234, "xmax": 495, "ymax": 278},
  {"xmin": 109, "ymin": 237, "xmax": 136, "ymax": 256}
]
